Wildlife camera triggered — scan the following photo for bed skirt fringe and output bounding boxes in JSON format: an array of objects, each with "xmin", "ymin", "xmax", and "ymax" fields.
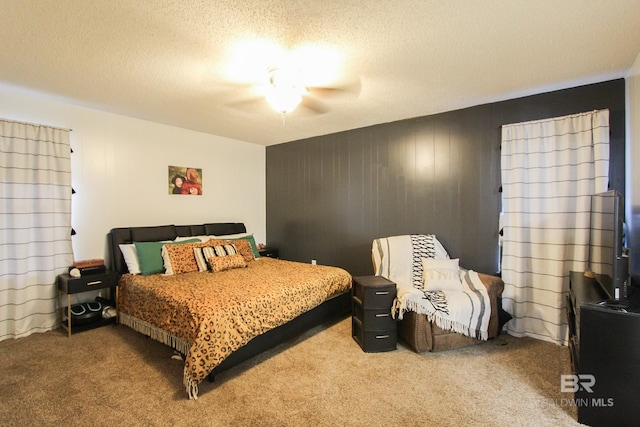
[
  {"xmin": 118, "ymin": 313, "xmax": 192, "ymax": 355},
  {"xmin": 184, "ymin": 371, "xmax": 199, "ymax": 400},
  {"xmin": 119, "ymin": 313, "xmax": 199, "ymax": 398}
]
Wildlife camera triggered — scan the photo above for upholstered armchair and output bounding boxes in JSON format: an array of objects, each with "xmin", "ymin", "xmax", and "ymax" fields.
[
  {"xmin": 372, "ymin": 234, "xmax": 505, "ymax": 352},
  {"xmin": 398, "ymin": 273, "xmax": 504, "ymax": 352}
]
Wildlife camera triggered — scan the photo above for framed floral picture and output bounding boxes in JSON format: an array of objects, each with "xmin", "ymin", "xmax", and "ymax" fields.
[{"xmin": 168, "ymin": 166, "xmax": 202, "ymax": 195}]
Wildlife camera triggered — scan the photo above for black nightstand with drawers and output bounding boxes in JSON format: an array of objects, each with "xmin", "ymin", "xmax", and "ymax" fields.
[
  {"xmin": 352, "ymin": 275, "xmax": 397, "ymax": 352},
  {"xmin": 258, "ymin": 247, "xmax": 279, "ymax": 258},
  {"xmin": 57, "ymin": 270, "xmax": 119, "ymax": 337}
]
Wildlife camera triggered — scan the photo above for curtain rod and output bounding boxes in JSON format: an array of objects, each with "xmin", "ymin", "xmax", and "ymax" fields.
[{"xmin": 0, "ymin": 117, "xmax": 72, "ymax": 132}]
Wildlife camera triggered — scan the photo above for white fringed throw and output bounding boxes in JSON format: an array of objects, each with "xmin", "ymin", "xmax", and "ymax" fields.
[
  {"xmin": 373, "ymin": 235, "xmax": 491, "ymax": 340},
  {"xmin": 392, "ymin": 269, "xmax": 491, "ymax": 340}
]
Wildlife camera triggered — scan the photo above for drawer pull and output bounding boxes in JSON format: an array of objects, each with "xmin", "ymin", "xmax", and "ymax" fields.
[
  {"xmin": 87, "ymin": 280, "xmax": 103, "ymax": 286},
  {"xmin": 375, "ymin": 313, "xmax": 390, "ymax": 318},
  {"xmin": 375, "ymin": 334, "xmax": 390, "ymax": 339},
  {"xmin": 375, "ymin": 291, "xmax": 389, "ymax": 295}
]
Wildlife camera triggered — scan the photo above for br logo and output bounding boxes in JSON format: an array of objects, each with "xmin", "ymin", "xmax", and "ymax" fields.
[{"xmin": 561, "ymin": 374, "xmax": 595, "ymax": 393}]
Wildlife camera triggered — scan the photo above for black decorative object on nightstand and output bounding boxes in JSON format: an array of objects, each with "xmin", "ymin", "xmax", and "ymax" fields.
[
  {"xmin": 352, "ymin": 275, "xmax": 397, "ymax": 352},
  {"xmin": 57, "ymin": 270, "xmax": 119, "ymax": 336},
  {"xmin": 258, "ymin": 247, "xmax": 279, "ymax": 258}
]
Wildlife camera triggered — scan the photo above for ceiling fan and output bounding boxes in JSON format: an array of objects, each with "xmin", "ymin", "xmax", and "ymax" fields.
[
  {"xmin": 264, "ymin": 66, "xmax": 307, "ymax": 114},
  {"xmin": 217, "ymin": 48, "xmax": 361, "ymax": 118}
]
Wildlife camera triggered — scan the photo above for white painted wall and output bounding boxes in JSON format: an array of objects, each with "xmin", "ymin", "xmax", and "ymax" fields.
[
  {"xmin": 626, "ymin": 52, "xmax": 640, "ymax": 278},
  {"xmin": 0, "ymin": 84, "xmax": 266, "ymax": 263}
]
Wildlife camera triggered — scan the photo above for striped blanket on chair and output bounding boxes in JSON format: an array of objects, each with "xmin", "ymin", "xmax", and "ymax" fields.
[{"xmin": 372, "ymin": 234, "xmax": 491, "ymax": 340}]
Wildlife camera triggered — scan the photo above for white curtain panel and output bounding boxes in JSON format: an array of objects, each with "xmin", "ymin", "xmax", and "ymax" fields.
[
  {"xmin": 0, "ymin": 119, "xmax": 73, "ymax": 341},
  {"xmin": 500, "ymin": 110, "xmax": 610, "ymax": 345}
]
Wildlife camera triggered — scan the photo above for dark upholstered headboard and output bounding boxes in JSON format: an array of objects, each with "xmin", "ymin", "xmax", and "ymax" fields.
[{"xmin": 108, "ymin": 222, "xmax": 247, "ymax": 274}]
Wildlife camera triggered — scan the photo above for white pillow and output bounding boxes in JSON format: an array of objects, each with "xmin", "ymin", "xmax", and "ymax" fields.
[
  {"xmin": 119, "ymin": 244, "xmax": 141, "ymax": 275},
  {"xmin": 174, "ymin": 236, "xmax": 203, "ymax": 242},
  {"xmin": 161, "ymin": 244, "xmax": 175, "ymax": 275},
  {"xmin": 213, "ymin": 232, "xmax": 250, "ymax": 239},
  {"xmin": 422, "ymin": 258, "xmax": 463, "ymax": 291}
]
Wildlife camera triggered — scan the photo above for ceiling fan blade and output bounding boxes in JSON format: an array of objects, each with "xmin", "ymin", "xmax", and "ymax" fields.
[
  {"xmin": 300, "ymin": 96, "xmax": 329, "ymax": 114},
  {"xmin": 306, "ymin": 77, "xmax": 362, "ymax": 98},
  {"xmin": 216, "ymin": 75, "xmax": 361, "ymax": 115},
  {"xmin": 225, "ymin": 96, "xmax": 269, "ymax": 113}
]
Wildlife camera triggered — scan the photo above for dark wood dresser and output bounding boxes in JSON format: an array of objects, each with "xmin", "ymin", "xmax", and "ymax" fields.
[{"xmin": 567, "ymin": 271, "xmax": 640, "ymax": 426}]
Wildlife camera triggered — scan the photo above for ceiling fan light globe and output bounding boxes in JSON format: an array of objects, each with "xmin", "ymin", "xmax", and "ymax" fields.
[{"xmin": 266, "ymin": 88, "xmax": 302, "ymax": 114}]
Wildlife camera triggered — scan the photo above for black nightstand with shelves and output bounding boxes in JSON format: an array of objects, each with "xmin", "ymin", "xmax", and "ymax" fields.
[
  {"xmin": 57, "ymin": 270, "xmax": 119, "ymax": 337},
  {"xmin": 352, "ymin": 275, "xmax": 397, "ymax": 352},
  {"xmin": 258, "ymin": 247, "xmax": 279, "ymax": 258}
]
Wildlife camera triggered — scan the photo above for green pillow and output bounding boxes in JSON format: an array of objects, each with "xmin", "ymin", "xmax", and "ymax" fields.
[{"xmin": 134, "ymin": 238, "xmax": 200, "ymax": 276}]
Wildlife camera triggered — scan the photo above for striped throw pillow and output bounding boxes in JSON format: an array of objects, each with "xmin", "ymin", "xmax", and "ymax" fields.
[{"xmin": 194, "ymin": 244, "xmax": 238, "ymax": 272}]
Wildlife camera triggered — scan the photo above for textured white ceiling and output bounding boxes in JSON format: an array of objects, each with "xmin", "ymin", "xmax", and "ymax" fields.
[{"xmin": 1, "ymin": 1, "xmax": 639, "ymax": 145}]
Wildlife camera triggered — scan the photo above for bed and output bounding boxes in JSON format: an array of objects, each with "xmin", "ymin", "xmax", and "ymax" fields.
[{"xmin": 108, "ymin": 222, "xmax": 352, "ymax": 399}]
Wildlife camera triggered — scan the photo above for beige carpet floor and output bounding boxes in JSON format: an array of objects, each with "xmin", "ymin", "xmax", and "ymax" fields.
[{"xmin": 0, "ymin": 317, "xmax": 581, "ymax": 426}]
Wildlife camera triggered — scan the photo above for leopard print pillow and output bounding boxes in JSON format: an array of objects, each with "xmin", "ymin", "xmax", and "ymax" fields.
[
  {"xmin": 162, "ymin": 238, "xmax": 252, "ymax": 275},
  {"xmin": 220, "ymin": 238, "xmax": 254, "ymax": 263},
  {"xmin": 207, "ymin": 254, "xmax": 247, "ymax": 272},
  {"xmin": 163, "ymin": 243, "xmax": 200, "ymax": 274}
]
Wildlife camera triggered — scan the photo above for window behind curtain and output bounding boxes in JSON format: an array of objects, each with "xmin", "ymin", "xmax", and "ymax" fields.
[{"xmin": 0, "ymin": 119, "xmax": 73, "ymax": 341}]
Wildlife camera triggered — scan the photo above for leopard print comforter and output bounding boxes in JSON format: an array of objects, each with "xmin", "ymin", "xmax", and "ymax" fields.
[{"xmin": 117, "ymin": 257, "xmax": 352, "ymax": 399}]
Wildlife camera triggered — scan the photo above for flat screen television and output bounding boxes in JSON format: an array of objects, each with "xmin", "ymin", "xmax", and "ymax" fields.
[{"xmin": 588, "ymin": 190, "xmax": 629, "ymax": 301}]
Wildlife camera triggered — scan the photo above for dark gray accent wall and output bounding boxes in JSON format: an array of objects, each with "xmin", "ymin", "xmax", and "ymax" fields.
[{"xmin": 266, "ymin": 79, "xmax": 626, "ymax": 277}]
